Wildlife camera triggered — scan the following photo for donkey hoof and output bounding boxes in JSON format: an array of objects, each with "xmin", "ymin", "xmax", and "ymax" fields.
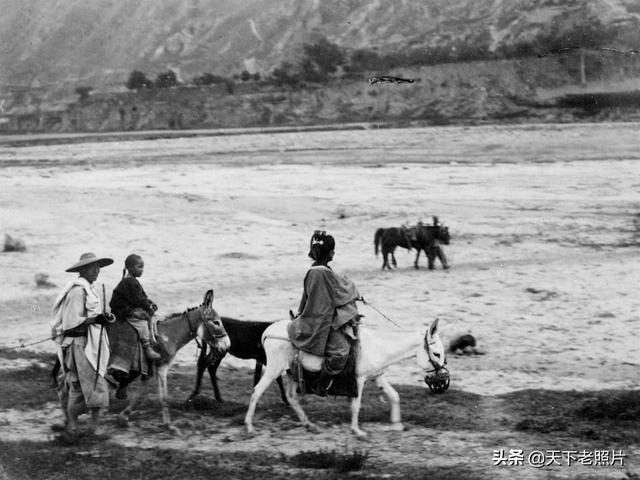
[
  {"xmin": 389, "ymin": 422, "xmax": 405, "ymax": 432},
  {"xmin": 165, "ymin": 424, "xmax": 182, "ymax": 436},
  {"xmin": 305, "ymin": 422, "xmax": 321, "ymax": 434},
  {"xmin": 50, "ymin": 422, "xmax": 68, "ymax": 432},
  {"xmin": 115, "ymin": 415, "xmax": 129, "ymax": 428},
  {"xmin": 352, "ymin": 428, "xmax": 367, "ymax": 438}
]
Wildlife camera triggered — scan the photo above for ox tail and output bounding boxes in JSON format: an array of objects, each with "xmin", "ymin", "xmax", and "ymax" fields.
[{"xmin": 374, "ymin": 228, "xmax": 384, "ymax": 256}]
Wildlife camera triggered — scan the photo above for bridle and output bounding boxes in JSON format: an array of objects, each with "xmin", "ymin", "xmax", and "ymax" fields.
[
  {"xmin": 183, "ymin": 306, "xmax": 229, "ymax": 367},
  {"xmin": 423, "ymin": 335, "xmax": 450, "ymax": 394},
  {"xmin": 184, "ymin": 306, "xmax": 228, "ymax": 341},
  {"xmin": 183, "ymin": 307, "xmax": 202, "ymax": 339}
]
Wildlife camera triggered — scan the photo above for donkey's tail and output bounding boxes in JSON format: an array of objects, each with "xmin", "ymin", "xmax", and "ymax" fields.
[{"xmin": 374, "ymin": 228, "xmax": 384, "ymax": 256}]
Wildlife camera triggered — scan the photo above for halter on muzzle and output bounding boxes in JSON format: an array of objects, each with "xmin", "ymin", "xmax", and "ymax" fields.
[{"xmin": 423, "ymin": 331, "xmax": 450, "ymax": 394}]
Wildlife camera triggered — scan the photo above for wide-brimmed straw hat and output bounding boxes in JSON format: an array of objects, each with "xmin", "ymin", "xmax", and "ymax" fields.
[{"xmin": 65, "ymin": 252, "xmax": 114, "ymax": 273}]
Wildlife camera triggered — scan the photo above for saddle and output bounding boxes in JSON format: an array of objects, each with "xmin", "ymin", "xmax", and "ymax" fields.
[{"xmin": 288, "ymin": 338, "xmax": 359, "ymax": 398}]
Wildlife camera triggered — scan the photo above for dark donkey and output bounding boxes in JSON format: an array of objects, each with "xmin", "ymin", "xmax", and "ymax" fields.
[
  {"xmin": 374, "ymin": 227, "xmax": 413, "ymax": 270},
  {"xmin": 412, "ymin": 221, "xmax": 451, "ymax": 270},
  {"xmin": 187, "ymin": 317, "xmax": 288, "ymax": 404}
]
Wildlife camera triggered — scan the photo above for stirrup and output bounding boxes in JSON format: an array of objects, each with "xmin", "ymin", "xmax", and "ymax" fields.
[{"xmin": 311, "ymin": 378, "xmax": 333, "ymax": 397}]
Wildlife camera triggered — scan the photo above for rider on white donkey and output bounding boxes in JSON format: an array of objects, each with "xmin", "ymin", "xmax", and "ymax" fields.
[
  {"xmin": 245, "ymin": 230, "xmax": 449, "ymax": 436},
  {"xmin": 287, "ymin": 230, "xmax": 362, "ymax": 396}
]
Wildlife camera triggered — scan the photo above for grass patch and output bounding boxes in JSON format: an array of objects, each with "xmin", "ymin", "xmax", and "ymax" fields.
[
  {"xmin": 0, "ymin": 362, "xmax": 58, "ymax": 409},
  {"xmin": 291, "ymin": 447, "xmax": 370, "ymax": 472},
  {"xmin": 575, "ymin": 390, "xmax": 640, "ymax": 421},
  {"xmin": 0, "ymin": 439, "xmax": 298, "ymax": 480},
  {"xmin": 505, "ymin": 389, "xmax": 640, "ymax": 443},
  {"xmin": 0, "ymin": 439, "xmax": 489, "ymax": 480}
]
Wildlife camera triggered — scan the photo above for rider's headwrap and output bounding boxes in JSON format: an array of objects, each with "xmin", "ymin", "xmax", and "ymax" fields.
[{"xmin": 308, "ymin": 230, "xmax": 335, "ymax": 261}]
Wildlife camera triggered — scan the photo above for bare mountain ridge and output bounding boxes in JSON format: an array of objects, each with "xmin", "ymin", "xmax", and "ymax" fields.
[{"xmin": 1, "ymin": 0, "xmax": 639, "ymax": 91}]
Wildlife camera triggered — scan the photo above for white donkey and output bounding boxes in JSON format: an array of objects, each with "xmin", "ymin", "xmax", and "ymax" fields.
[{"xmin": 244, "ymin": 318, "xmax": 449, "ymax": 437}]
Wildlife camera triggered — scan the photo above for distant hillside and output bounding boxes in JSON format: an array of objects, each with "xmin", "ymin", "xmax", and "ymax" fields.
[
  {"xmin": 5, "ymin": 55, "xmax": 640, "ymax": 135},
  {"xmin": 1, "ymin": 0, "xmax": 639, "ymax": 91}
]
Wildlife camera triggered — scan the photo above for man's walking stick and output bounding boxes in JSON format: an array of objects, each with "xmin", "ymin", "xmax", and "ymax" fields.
[{"xmin": 93, "ymin": 285, "xmax": 107, "ymax": 389}]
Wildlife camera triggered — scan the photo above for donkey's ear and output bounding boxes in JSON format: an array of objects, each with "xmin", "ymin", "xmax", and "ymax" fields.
[
  {"xmin": 429, "ymin": 318, "xmax": 440, "ymax": 337},
  {"xmin": 203, "ymin": 289, "xmax": 214, "ymax": 307}
]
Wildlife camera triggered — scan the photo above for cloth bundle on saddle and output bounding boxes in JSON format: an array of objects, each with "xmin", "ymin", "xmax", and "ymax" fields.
[
  {"xmin": 402, "ymin": 223, "xmax": 418, "ymax": 243},
  {"xmin": 106, "ymin": 309, "xmax": 154, "ymax": 381},
  {"xmin": 288, "ymin": 325, "xmax": 359, "ymax": 398}
]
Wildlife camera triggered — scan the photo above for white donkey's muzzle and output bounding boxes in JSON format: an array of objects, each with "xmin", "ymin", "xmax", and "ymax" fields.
[{"xmin": 424, "ymin": 366, "xmax": 450, "ymax": 393}]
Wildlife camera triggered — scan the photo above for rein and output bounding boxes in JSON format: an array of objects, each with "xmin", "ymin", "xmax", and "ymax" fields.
[
  {"xmin": 360, "ymin": 299, "xmax": 402, "ymax": 328},
  {"xmin": 184, "ymin": 308, "xmax": 200, "ymax": 338}
]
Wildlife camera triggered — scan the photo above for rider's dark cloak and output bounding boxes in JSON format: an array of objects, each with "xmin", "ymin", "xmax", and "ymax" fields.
[{"xmin": 287, "ymin": 265, "xmax": 360, "ymax": 356}]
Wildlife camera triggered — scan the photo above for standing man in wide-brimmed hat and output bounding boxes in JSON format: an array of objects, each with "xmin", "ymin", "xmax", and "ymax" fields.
[{"xmin": 50, "ymin": 252, "xmax": 115, "ymax": 437}]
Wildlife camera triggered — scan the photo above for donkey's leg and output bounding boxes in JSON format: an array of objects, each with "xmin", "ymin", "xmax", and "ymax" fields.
[
  {"xmin": 118, "ymin": 379, "xmax": 138, "ymax": 424},
  {"xmin": 245, "ymin": 337, "xmax": 294, "ymax": 434},
  {"xmin": 350, "ymin": 375, "xmax": 368, "ymax": 437},
  {"xmin": 282, "ymin": 374, "xmax": 319, "ymax": 432},
  {"xmin": 208, "ymin": 356, "xmax": 225, "ymax": 402},
  {"xmin": 253, "ymin": 361, "xmax": 263, "ymax": 386},
  {"xmin": 157, "ymin": 363, "xmax": 171, "ymax": 425},
  {"xmin": 253, "ymin": 362, "xmax": 288, "ymax": 405},
  {"xmin": 186, "ymin": 344, "xmax": 210, "ymax": 402},
  {"xmin": 276, "ymin": 375, "xmax": 289, "ymax": 405},
  {"xmin": 381, "ymin": 250, "xmax": 388, "ymax": 270},
  {"xmin": 427, "ymin": 247, "xmax": 436, "ymax": 270},
  {"xmin": 375, "ymin": 375, "xmax": 403, "ymax": 431},
  {"xmin": 414, "ymin": 249, "xmax": 421, "ymax": 269},
  {"xmin": 391, "ymin": 249, "xmax": 398, "ymax": 268},
  {"xmin": 245, "ymin": 365, "xmax": 283, "ymax": 434}
]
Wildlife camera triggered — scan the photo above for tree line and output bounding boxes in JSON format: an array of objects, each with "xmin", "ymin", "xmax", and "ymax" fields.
[{"xmin": 120, "ymin": 20, "xmax": 623, "ymax": 93}]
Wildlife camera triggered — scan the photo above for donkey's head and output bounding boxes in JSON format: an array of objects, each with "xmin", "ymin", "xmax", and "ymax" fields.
[
  {"xmin": 421, "ymin": 318, "xmax": 450, "ymax": 393},
  {"xmin": 198, "ymin": 290, "xmax": 231, "ymax": 362},
  {"xmin": 437, "ymin": 225, "xmax": 450, "ymax": 245}
]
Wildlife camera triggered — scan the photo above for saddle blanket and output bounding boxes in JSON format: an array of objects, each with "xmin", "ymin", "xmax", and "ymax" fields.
[
  {"xmin": 106, "ymin": 320, "xmax": 150, "ymax": 378},
  {"xmin": 289, "ymin": 341, "xmax": 359, "ymax": 398}
]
